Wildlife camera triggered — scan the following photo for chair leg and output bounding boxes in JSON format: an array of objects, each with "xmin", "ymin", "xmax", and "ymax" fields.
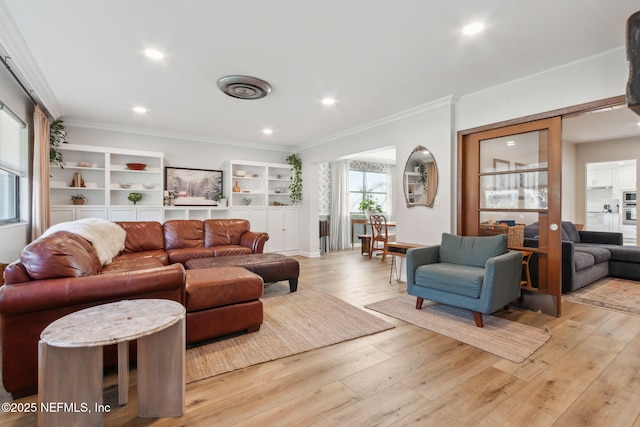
[
  {"xmin": 472, "ymin": 311, "xmax": 484, "ymax": 327},
  {"xmin": 415, "ymin": 297, "xmax": 424, "ymax": 309}
]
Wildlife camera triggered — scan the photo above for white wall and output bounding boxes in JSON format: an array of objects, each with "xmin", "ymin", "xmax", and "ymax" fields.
[
  {"xmin": 456, "ymin": 48, "xmax": 627, "ymax": 131},
  {"xmin": 66, "ymin": 126, "xmax": 288, "ymax": 171},
  {"xmin": 298, "ymin": 99, "xmax": 454, "ymax": 255}
]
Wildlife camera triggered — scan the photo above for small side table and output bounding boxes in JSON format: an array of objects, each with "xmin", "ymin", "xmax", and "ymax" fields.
[
  {"xmin": 384, "ymin": 242, "xmax": 424, "ymax": 283},
  {"xmin": 39, "ymin": 299, "xmax": 185, "ymax": 426}
]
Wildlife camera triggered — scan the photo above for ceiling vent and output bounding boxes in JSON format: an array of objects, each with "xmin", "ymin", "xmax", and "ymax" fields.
[{"xmin": 216, "ymin": 75, "xmax": 271, "ymax": 100}]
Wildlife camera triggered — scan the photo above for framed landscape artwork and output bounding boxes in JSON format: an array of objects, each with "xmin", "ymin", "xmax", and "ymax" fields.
[{"xmin": 165, "ymin": 167, "xmax": 223, "ymax": 206}]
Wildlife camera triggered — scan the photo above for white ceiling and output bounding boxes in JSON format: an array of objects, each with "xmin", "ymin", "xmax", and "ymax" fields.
[{"xmin": 1, "ymin": 0, "xmax": 638, "ymax": 152}]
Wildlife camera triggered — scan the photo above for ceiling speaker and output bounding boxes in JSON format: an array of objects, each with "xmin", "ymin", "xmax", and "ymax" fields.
[{"xmin": 217, "ymin": 75, "xmax": 271, "ymax": 100}]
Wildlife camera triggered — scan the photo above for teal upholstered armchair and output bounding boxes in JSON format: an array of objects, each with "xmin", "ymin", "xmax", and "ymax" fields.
[{"xmin": 406, "ymin": 233, "xmax": 522, "ymax": 327}]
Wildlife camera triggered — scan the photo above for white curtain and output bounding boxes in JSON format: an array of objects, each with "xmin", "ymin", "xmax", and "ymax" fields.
[
  {"xmin": 31, "ymin": 106, "xmax": 50, "ymax": 239},
  {"xmin": 386, "ymin": 164, "xmax": 395, "ymax": 221},
  {"xmin": 329, "ymin": 160, "xmax": 351, "ymax": 249}
]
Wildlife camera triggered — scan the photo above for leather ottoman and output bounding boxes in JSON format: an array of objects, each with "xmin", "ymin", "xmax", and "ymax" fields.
[
  {"xmin": 184, "ymin": 266, "xmax": 264, "ymax": 343},
  {"xmin": 186, "ymin": 253, "xmax": 300, "ymax": 292}
]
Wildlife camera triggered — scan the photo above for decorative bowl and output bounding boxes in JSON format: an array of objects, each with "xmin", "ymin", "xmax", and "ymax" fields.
[
  {"xmin": 242, "ymin": 198, "xmax": 252, "ymax": 205},
  {"xmin": 119, "ymin": 182, "xmax": 132, "ymax": 189},
  {"xmin": 142, "ymin": 183, "xmax": 155, "ymax": 190},
  {"xmin": 126, "ymin": 163, "xmax": 147, "ymax": 171},
  {"xmin": 77, "ymin": 161, "xmax": 92, "ymax": 168},
  {"xmin": 235, "ymin": 170, "xmax": 247, "ymax": 177}
]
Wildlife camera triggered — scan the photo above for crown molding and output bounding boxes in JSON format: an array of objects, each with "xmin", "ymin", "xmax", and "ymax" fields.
[
  {"xmin": 0, "ymin": 1, "xmax": 61, "ymax": 118},
  {"xmin": 295, "ymin": 95, "xmax": 455, "ymax": 152}
]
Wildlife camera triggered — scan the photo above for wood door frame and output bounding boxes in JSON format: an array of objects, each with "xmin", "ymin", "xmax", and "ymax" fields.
[{"xmin": 455, "ymin": 94, "xmax": 626, "ymax": 317}]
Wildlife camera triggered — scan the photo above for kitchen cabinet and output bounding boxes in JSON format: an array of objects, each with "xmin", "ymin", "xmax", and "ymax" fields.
[
  {"xmin": 620, "ymin": 166, "xmax": 636, "ymax": 190},
  {"xmin": 585, "ymin": 213, "xmax": 619, "ymax": 232},
  {"xmin": 586, "ymin": 168, "xmax": 612, "ymax": 188}
]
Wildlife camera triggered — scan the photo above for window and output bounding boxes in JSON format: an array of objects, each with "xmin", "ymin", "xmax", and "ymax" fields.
[
  {"xmin": 349, "ymin": 170, "xmax": 388, "ymax": 213},
  {"xmin": 0, "ymin": 103, "xmax": 26, "ymax": 225}
]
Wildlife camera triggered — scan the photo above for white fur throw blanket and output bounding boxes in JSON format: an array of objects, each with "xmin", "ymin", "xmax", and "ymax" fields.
[{"xmin": 42, "ymin": 218, "xmax": 126, "ymax": 265}]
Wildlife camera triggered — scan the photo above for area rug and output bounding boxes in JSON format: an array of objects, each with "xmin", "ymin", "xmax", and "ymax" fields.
[
  {"xmin": 365, "ymin": 295, "xmax": 550, "ymax": 363},
  {"xmin": 185, "ymin": 284, "xmax": 394, "ymax": 383},
  {"xmin": 563, "ymin": 277, "xmax": 640, "ymax": 316}
]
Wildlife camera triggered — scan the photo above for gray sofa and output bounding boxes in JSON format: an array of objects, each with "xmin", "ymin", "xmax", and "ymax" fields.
[{"xmin": 523, "ymin": 221, "xmax": 640, "ymax": 293}]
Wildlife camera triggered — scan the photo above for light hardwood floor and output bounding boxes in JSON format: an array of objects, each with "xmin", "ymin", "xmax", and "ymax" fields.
[{"xmin": 2, "ymin": 248, "xmax": 640, "ymax": 426}]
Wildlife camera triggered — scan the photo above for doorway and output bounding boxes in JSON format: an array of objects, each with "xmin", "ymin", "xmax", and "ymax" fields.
[{"xmin": 459, "ymin": 117, "xmax": 563, "ymax": 316}]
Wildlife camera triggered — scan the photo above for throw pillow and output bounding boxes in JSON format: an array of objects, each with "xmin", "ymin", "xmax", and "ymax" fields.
[{"xmin": 439, "ymin": 233, "xmax": 507, "ymax": 268}]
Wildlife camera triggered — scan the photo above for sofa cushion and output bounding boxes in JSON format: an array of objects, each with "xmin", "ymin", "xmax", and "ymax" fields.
[
  {"xmin": 574, "ymin": 244, "xmax": 611, "ymax": 264},
  {"xmin": 20, "ymin": 231, "xmax": 101, "ymax": 279},
  {"xmin": 166, "ymin": 248, "xmax": 214, "ymax": 265},
  {"xmin": 184, "ymin": 266, "xmax": 263, "ymax": 311},
  {"xmin": 573, "ymin": 251, "xmax": 595, "ymax": 271},
  {"xmin": 415, "ymin": 263, "xmax": 484, "ymax": 298},
  {"xmin": 100, "ymin": 257, "xmax": 164, "ymax": 274},
  {"xmin": 439, "ymin": 233, "xmax": 507, "ymax": 268},
  {"xmin": 203, "ymin": 219, "xmax": 250, "ymax": 247},
  {"xmin": 602, "ymin": 245, "xmax": 640, "ymax": 262},
  {"xmin": 117, "ymin": 221, "xmax": 164, "ymax": 252},
  {"xmin": 111, "ymin": 250, "xmax": 169, "ymax": 266},
  {"xmin": 164, "ymin": 220, "xmax": 204, "ymax": 249}
]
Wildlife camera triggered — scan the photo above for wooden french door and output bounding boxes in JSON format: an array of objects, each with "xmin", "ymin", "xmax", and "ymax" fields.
[{"xmin": 458, "ymin": 117, "xmax": 563, "ymax": 316}]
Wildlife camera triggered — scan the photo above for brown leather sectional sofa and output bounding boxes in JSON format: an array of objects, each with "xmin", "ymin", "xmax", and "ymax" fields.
[{"xmin": 0, "ymin": 219, "xmax": 269, "ymax": 398}]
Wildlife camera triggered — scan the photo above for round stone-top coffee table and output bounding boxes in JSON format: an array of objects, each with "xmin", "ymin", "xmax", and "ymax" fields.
[{"xmin": 38, "ymin": 299, "xmax": 185, "ymax": 427}]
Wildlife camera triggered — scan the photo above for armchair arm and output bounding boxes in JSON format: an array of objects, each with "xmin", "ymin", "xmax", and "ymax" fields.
[
  {"xmin": 240, "ymin": 231, "xmax": 269, "ymax": 254},
  {"xmin": 406, "ymin": 245, "xmax": 440, "ymax": 288},
  {"xmin": 578, "ymin": 230, "xmax": 623, "ymax": 245},
  {"xmin": 481, "ymin": 250, "xmax": 523, "ymax": 313}
]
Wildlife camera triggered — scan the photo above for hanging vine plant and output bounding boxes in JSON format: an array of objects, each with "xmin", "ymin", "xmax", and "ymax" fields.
[
  {"xmin": 50, "ymin": 119, "xmax": 69, "ymax": 168},
  {"xmin": 286, "ymin": 153, "xmax": 302, "ymax": 204}
]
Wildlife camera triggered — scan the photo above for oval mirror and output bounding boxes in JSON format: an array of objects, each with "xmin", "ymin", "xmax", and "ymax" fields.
[{"xmin": 403, "ymin": 145, "xmax": 438, "ymax": 207}]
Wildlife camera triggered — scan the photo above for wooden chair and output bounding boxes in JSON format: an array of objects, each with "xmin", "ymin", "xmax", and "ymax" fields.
[{"xmin": 369, "ymin": 214, "xmax": 396, "ymax": 261}]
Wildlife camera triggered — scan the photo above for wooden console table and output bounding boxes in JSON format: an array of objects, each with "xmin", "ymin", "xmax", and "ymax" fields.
[
  {"xmin": 39, "ymin": 299, "xmax": 185, "ymax": 426},
  {"xmin": 385, "ymin": 242, "xmax": 424, "ymax": 283}
]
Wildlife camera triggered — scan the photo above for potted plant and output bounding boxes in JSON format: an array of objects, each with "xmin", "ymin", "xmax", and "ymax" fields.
[
  {"xmin": 71, "ymin": 194, "xmax": 87, "ymax": 205},
  {"xmin": 127, "ymin": 192, "xmax": 143, "ymax": 205},
  {"xmin": 358, "ymin": 194, "xmax": 382, "ymax": 219},
  {"xmin": 286, "ymin": 153, "xmax": 302, "ymax": 204},
  {"xmin": 50, "ymin": 119, "xmax": 69, "ymax": 168},
  {"xmin": 214, "ymin": 192, "xmax": 227, "ymax": 207}
]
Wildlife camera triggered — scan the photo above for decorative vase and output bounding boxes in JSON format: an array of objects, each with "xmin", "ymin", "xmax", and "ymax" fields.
[
  {"xmin": 219, "ymin": 198, "xmax": 227, "ymax": 207},
  {"xmin": 232, "ymin": 181, "xmax": 241, "ymax": 192}
]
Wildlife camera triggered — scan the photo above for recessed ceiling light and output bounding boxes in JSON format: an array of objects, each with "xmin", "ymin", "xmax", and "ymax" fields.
[
  {"xmin": 262, "ymin": 128, "xmax": 273, "ymax": 135},
  {"xmin": 133, "ymin": 106, "xmax": 147, "ymax": 114},
  {"xmin": 321, "ymin": 97, "xmax": 336, "ymax": 106},
  {"xmin": 462, "ymin": 22, "xmax": 485, "ymax": 36},
  {"xmin": 144, "ymin": 49, "xmax": 164, "ymax": 60}
]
